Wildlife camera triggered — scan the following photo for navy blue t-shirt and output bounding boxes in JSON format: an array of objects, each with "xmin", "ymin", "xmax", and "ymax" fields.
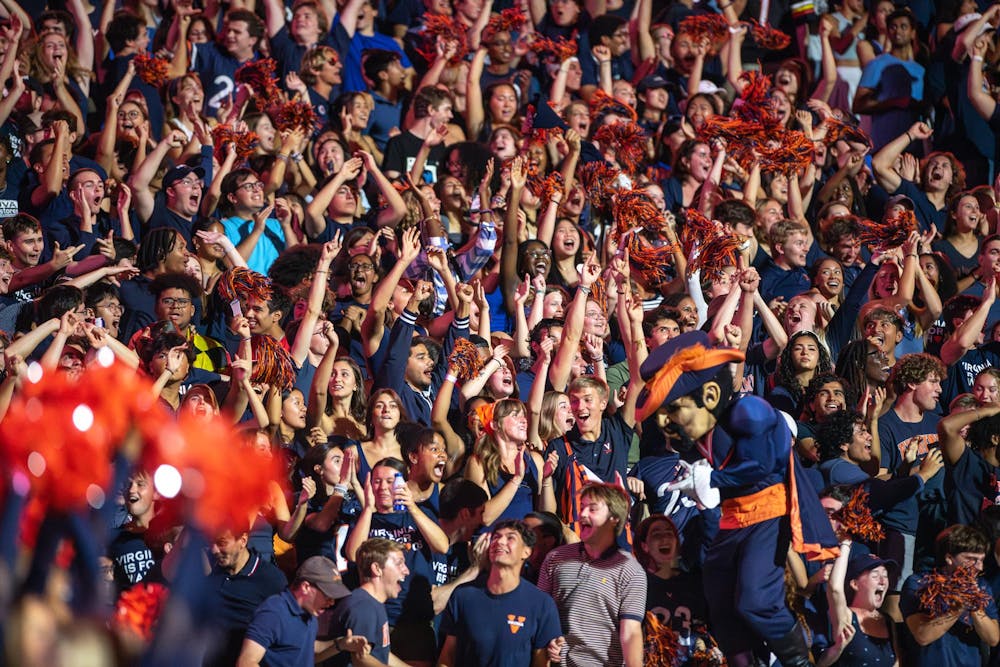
[
  {"xmin": 947, "ymin": 446, "xmax": 1000, "ymax": 526},
  {"xmin": 364, "ymin": 511, "xmax": 435, "ymax": 625},
  {"xmin": 877, "ymin": 409, "xmax": 942, "ymax": 536},
  {"xmin": 328, "ymin": 587, "xmax": 392, "ymax": 665},
  {"xmin": 440, "ymin": 579, "xmax": 562, "ymax": 667},
  {"xmin": 191, "ymin": 42, "xmax": 256, "ymax": 115}
]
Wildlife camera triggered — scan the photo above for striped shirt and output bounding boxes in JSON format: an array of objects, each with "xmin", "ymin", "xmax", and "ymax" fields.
[{"xmin": 537, "ymin": 543, "xmax": 646, "ymax": 667}]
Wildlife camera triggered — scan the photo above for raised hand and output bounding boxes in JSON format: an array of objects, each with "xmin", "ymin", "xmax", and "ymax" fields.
[
  {"xmin": 299, "ymin": 477, "xmax": 317, "ymax": 503},
  {"xmin": 399, "ymin": 226, "xmax": 422, "ymax": 264},
  {"xmin": 252, "ymin": 203, "xmax": 275, "ymax": 231}
]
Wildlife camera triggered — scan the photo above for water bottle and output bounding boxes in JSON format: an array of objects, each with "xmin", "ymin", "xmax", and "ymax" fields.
[{"xmin": 392, "ymin": 472, "xmax": 406, "ymax": 512}]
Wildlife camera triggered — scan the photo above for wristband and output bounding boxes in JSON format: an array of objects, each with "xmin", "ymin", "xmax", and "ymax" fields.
[
  {"xmin": 445, "ymin": 373, "xmax": 458, "ymax": 383},
  {"xmin": 973, "ymin": 55, "xmax": 985, "ymax": 62},
  {"xmin": 333, "ymin": 484, "xmax": 348, "ymax": 496},
  {"xmin": 579, "ymin": 285, "xmax": 592, "ymax": 295},
  {"xmin": 491, "ymin": 196, "xmax": 506, "ymax": 207},
  {"xmin": 277, "ymin": 153, "xmax": 290, "ymax": 161}
]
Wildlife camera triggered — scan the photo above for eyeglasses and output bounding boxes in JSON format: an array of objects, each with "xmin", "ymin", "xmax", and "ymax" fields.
[
  {"xmin": 97, "ymin": 302, "xmax": 124, "ymax": 314},
  {"xmin": 525, "ymin": 249, "xmax": 551, "ymax": 259},
  {"xmin": 237, "ymin": 181, "xmax": 265, "ymax": 192},
  {"xmin": 348, "ymin": 263, "xmax": 374, "ymax": 272},
  {"xmin": 117, "ymin": 110, "xmax": 142, "ymax": 120},
  {"xmin": 160, "ymin": 297, "xmax": 192, "ymax": 307},
  {"xmin": 176, "ymin": 178, "xmax": 203, "ymax": 189},
  {"xmin": 325, "ymin": 58, "xmax": 339, "ymax": 66}
]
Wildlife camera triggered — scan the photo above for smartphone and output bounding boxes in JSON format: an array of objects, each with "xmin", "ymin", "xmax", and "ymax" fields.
[{"xmin": 94, "ymin": 317, "xmax": 105, "ymax": 328}]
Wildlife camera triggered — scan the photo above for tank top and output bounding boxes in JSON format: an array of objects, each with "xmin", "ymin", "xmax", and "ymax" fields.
[{"xmin": 835, "ymin": 611, "xmax": 896, "ymax": 666}]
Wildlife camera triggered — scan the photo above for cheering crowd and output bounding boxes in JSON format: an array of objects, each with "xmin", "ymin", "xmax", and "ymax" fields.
[{"xmin": 8, "ymin": 0, "xmax": 1000, "ymax": 664}]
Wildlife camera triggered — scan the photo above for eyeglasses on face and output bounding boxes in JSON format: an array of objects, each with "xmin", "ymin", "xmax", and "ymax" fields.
[
  {"xmin": 237, "ymin": 181, "xmax": 265, "ymax": 192},
  {"xmin": 160, "ymin": 297, "xmax": 192, "ymax": 307},
  {"xmin": 117, "ymin": 110, "xmax": 143, "ymax": 120}
]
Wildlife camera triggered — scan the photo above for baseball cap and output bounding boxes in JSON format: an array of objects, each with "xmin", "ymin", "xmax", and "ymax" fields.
[
  {"xmin": 296, "ymin": 556, "xmax": 352, "ymax": 600},
  {"xmin": 955, "ymin": 13, "xmax": 991, "ymax": 37},
  {"xmin": 637, "ymin": 74, "xmax": 670, "ymax": 94},
  {"xmin": 885, "ymin": 194, "xmax": 914, "ymax": 214},
  {"xmin": 162, "ymin": 164, "xmax": 206, "ymax": 189},
  {"xmin": 845, "ymin": 551, "xmax": 896, "ymax": 583}
]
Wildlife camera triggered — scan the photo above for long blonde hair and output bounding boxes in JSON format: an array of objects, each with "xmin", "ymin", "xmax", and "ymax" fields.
[{"xmin": 538, "ymin": 391, "xmax": 569, "ymax": 442}]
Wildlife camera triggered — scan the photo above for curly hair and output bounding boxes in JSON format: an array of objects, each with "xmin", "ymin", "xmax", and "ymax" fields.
[
  {"xmin": 773, "ymin": 331, "xmax": 833, "ymax": 406},
  {"xmin": 816, "ymin": 409, "xmax": 865, "ymax": 462},
  {"xmin": 968, "ymin": 412, "xmax": 1000, "ymax": 452},
  {"xmin": 889, "ymin": 353, "xmax": 946, "ymax": 396}
]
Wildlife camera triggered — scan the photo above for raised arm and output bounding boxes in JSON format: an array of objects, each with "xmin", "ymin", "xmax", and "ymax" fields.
[
  {"xmin": 871, "ymin": 122, "xmax": 932, "ymax": 193},
  {"xmin": 31, "ymin": 120, "xmax": 71, "ymax": 210},
  {"xmin": 337, "ymin": 0, "xmax": 366, "ymax": 38},
  {"xmin": 361, "ymin": 226, "xmax": 421, "ymax": 358},
  {"xmin": 129, "ymin": 130, "xmax": 187, "ymax": 223},
  {"xmin": 465, "ymin": 48, "xmax": 487, "ymax": 140},
  {"xmin": 359, "ymin": 150, "xmax": 407, "ymax": 228},
  {"xmin": 305, "ymin": 157, "xmax": 363, "ymax": 238},
  {"xmin": 290, "ymin": 238, "xmax": 341, "ymax": 366},
  {"xmin": 550, "ymin": 252, "xmax": 600, "ymax": 392},
  {"xmin": 66, "ymin": 0, "xmax": 94, "ymax": 75},
  {"xmin": 941, "ymin": 274, "xmax": 996, "ymax": 366},
  {"xmin": 968, "ymin": 37, "xmax": 997, "ymax": 122}
]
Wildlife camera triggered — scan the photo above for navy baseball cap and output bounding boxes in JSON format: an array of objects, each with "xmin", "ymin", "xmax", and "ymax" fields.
[{"xmin": 162, "ymin": 164, "xmax": 206, "ymax": 189}]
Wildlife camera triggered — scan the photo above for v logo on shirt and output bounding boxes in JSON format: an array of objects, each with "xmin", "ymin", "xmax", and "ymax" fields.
[{"xmin": 506, "ymin": 615, "xmax": 526, "ymax": 634}]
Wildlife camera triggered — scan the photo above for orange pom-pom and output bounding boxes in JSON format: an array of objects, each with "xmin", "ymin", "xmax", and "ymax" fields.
[
  {"xmin": 114, "ymin": 582, "xmax": 169, "ymax": 641},
  {"xmin": 250, "ymin": 334, "xmax": 296, "ymax": 391},
  {"xmin": 578, "ymin": 162, "xmax": 620, "ymax": 213},
  {"xmin": 757, "ymin": 129, "xmax": 815, "ymax": 174},
  {"xmin": 0, "ymin": 361, "xmax": 162, "ymax": 512},
  {"xmin": 750, "ymin": 20, "xmax": 791, "ymax": 50},
  {"xmin": 589, "ymin": 88, "xmax": 638, "ymax": 123},
  {"xmin": 133, "ymin": 53, "xmax": 171, "ymax": 88},
  {"xmin": 594, "ymin": 122, "xmax": 647, "ymax": 176},
  {"xmin": 529, "ymin": 36, "xmax": 577, "ymax": 63},
  {"xmin": 211, "ymin": 124, "xmax": 259, "ymax": 163},
  {"xmin": 681, "ymin": 208, "xmax": 740, "ymax": 277},
  {"xmin": 215, "ymin": 266, "xmax": 272, "ymax": 303},
  {"xmin": 487, "ymin": 7, "xmax": 528, "ymax": 37},
  {"xmin": 235, "ymin": 58, "xmax": 280, "ymax": 107},
  {"xmin": 141, "ymin": 413, "xmax": 285, "ymax": 534},
  {"xmin": 627, "ymin": 234, "xmax": 679, "ymax": 286},
  {"xmin": 528, "ymin": 171, "xmax": 564, "ymax": 202},
  {"xmin": 612, "ymin": 190, "xmax": 667, "ymax": 240},
  {"xmin": 822, "ymin": 117, "xmax": 872, "ymax": 149},
  {"xmin": 416, "ymin": 15, "xmax": 470, "ymax": 64},
  {"xmin": 267, "ymin": 99, "xmax": 319, "ymax": 133},
  {"xmin": 831, "ymin": 488, "xmax": 885, "ymax": 543},
  {"xmin": 857, "ymin": 209, "xmax": 917, "ymax": 251},
  {"xmin": 643, "ymin": 611, "xmax": 682, "ymax": 667},
  {"xmin": 447, "ymin": 338, "xmax": 484, "ymax": 382},
  {"xmin": 678, "ymin": 14, "xmax": 730, "ymax": 56},
  {"xmin": 916, "ymin": 565, "xmax": 993, "ymax": 618}
]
